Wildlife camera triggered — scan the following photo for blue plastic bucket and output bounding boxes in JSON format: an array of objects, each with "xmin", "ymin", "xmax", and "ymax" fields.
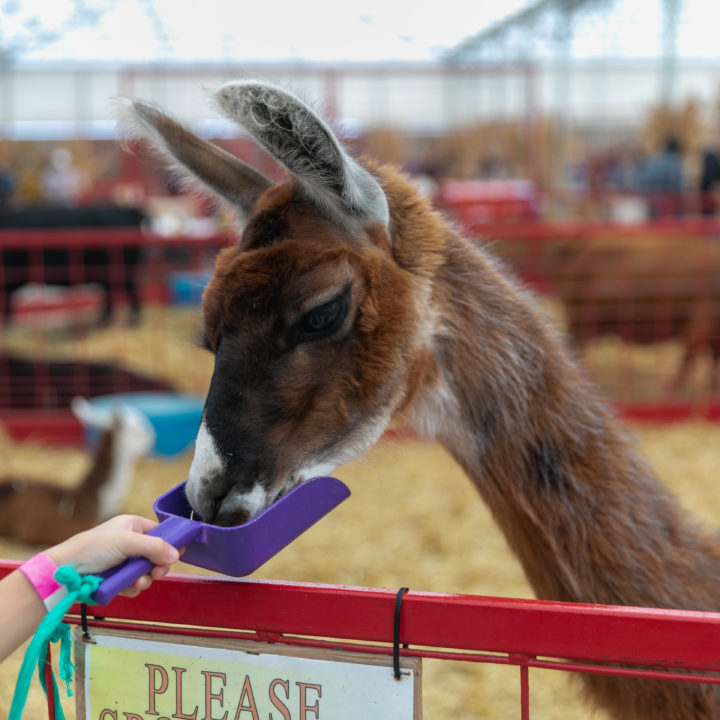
[{"xmin": 85, "ymin": 392, "xmax": 204, "ymax": 457}]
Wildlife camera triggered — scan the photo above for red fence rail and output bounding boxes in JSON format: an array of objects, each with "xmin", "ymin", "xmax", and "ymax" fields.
[
  {"xmin": 0, "ymin": 226, "xmax": 233, "ymax": 305},
  {"xmin": 3, "ymin": 560, "xmax": 720, "ymax": 719}
]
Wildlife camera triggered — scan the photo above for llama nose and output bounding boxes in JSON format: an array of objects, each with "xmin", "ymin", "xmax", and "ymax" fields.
[
  {"xmin": 213, "ymin": 488, "xmax": 253, "ymax": 526},
  {"xmin": 201, "ymin": 497, "xmax": 220, "ymax": 524},
  {"xmin": 214, "ymin": 505, "xmax": 251, "ymax": 527},
  {"xmin": 199, "ymin": 488, "xmax": 252, "ymax": 527}
]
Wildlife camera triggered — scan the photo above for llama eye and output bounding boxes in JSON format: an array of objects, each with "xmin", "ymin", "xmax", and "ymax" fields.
[
  {"xmin": 299, "ymin": 288, "xmax": 350, "ymax": 341},
  {"xmin": 302, "ymin": 299, "xmax": 342, "ymax": 335}
]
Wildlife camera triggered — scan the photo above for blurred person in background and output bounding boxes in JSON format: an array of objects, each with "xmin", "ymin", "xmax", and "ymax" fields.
[
  {"xmin": 40, "ymin": 148, "xmax": 86, "ymax": 207},
  {"xmin": 0, "ymin": 164, "xmax": 15, "ymax": 212},
  {"xmin": 637, "ymin": 136, "xmax": 685, "ymax": 217},
  {"xmin": 699, "ymin": 130, "xmax": 720, "ymax": 216}
]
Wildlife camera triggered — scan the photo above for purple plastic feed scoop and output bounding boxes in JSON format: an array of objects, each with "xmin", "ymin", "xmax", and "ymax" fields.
[{"xmin": 91, "ymin": 476, "xmax": 350, "ymax": 605}]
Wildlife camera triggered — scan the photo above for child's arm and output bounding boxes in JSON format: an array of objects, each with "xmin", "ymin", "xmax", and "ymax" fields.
[{"xmin": 0, "ymin": 515, "xmax": 179, "ymax": 662}]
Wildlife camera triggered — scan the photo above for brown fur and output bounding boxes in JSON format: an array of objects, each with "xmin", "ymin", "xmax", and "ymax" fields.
[
  {"xmin": 126, "ymin": 84, "xmax": 720, "ymax": 719},
  {"xmin": 199, "ymin": 183, "xmax": 425, "ymax": 498},
  {"xmin": 198, "ymin": 165, "xmax": 720, "ymax": 718},
  {"xmin": 379, "ymin": 166, "xmax": 720, "ymax": 718},
  {"xmin": 0, "ymin": 428, "xmax": 114, "ymax": 546},
  {"xmin": 553, "ymin": 236, "xmax": 720, "ymax": 392},
  {"xmin": 219, "ymin": 166, "xmax": 720, "ymax": 718}
]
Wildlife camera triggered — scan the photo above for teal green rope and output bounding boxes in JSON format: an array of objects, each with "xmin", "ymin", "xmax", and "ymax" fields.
[{"xmin": 9, "ymin": 565, "xmax": 102, "ymax": 720}]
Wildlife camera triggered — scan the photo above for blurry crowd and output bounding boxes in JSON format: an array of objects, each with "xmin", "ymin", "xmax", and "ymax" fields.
[
  {"xmin": 3, "ymin": 132, "xmax": 720, "ymax": 222},
  {"xmin": 0, "ymin": 147, "xmax": 89, "ymax": 212},
  {"xmin": 567, "ymin": 134, "xmax": 720, "ymax": 217}
]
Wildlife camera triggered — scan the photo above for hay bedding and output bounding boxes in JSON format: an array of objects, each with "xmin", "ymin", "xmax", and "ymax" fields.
[{"xmin": 2, "ymin": 423, "xmax": 719, "ymax": 719}]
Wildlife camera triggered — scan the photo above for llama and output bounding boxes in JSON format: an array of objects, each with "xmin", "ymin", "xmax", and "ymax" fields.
[
  {"xmin": 0, "ymin": 397, "xmax": 155, "ymax": 546},
  {"xmin": 120, "ymin": 81, "xmax": 720, "ymax": 720},
  {"xmin": 552, "ymin": 235, "xmax": 720, "ymax": 393}
]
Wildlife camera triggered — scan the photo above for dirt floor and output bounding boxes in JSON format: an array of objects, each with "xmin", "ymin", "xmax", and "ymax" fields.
[{"xmin": 2, "ymin": 306, "xmax": 720, "ymax": 718}]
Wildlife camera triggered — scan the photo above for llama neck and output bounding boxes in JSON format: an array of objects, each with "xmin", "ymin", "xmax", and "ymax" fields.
[
  {"xmin": 77, "ymin": 428, "xmax": 136, "ymax": 520},
  {"xmin": 408, "ymin": 233, "xmax": 720, "ymax": 610}
]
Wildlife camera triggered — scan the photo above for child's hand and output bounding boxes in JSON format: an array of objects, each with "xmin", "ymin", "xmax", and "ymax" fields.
[{"xmin": 46, "ymin": 515, "xmax": 180, "ymax": 597}]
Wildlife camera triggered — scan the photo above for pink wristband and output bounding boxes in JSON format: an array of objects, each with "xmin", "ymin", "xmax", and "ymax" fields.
[{"xmin": 18, "ymin": 552, "xmax": 66, "ymax": 611}]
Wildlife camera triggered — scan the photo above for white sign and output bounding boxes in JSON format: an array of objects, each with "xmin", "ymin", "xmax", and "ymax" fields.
[{"xmin": 75, "ymin": 628, "xmax": 421, "ymax": 720}]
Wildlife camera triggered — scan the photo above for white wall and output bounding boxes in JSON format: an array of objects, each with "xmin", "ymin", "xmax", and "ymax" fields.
[{"xmin": 2, "ymin": 59, "xmax": 720, "ymax": 140}]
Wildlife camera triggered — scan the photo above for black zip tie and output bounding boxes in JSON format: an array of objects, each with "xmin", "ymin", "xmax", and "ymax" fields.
[
  {"xmin": 81, "ymin": 603, "xmax": 90, "ymax": 641},
  {"xmin": 393, "ymin": 587, "xmax": 409, "ymax": 680}
]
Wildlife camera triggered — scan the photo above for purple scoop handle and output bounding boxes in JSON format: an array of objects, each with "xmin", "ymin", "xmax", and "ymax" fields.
[{"xmin": 91, "ymin": 516, "xmax": 201, "ymax": 605}]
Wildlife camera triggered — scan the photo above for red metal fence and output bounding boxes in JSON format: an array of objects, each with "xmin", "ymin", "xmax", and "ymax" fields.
[
  {"xmin": 3, "ymin": 560, "xmax": 720, "ymax": 719},
  {"xmin": 0, "ymin": 225, "xmax": 231, "ymax": 442}
]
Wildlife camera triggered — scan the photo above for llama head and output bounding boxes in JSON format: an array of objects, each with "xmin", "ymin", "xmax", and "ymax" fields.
[{"xmin": 120, "ymin": 82, "xmax": 434, "ymax": 525}]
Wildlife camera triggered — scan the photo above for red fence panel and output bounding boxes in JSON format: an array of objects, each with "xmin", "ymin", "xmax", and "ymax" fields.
[
  {"xmin": 3, "ymin": 561, "xmax": 720, "ymax": 674},
  {"xmin": 4, "ymin": 560, "xmax": 720, "ymax": 720},
  {"xmin": 0, "ymin": 227, "xmax": 232, "ymax": 429}
]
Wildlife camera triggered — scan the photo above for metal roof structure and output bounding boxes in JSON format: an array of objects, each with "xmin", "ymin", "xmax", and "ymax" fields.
[{"xmin": 445, "ymin": 0, "xmax": 685, "ymax": 104}]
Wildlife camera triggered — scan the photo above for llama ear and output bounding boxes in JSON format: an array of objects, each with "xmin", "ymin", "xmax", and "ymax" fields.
[
  {"xmin": 215, "ymin": 81, "xmax": 389, "ymax": 229},
  {"xmin": 119, "ymin": 404, "xmax": 155, "ymax": 434},
  {"xmin": 118, "ymin": 405, "xmax": 157, "ymax": 445},
  {"xmin": 71, "ymin": 397, "xmax": 113, "ymax": 430},
  {"xmin": 115, "ymin": 98, "xmax": 272, "ymax": 216}
]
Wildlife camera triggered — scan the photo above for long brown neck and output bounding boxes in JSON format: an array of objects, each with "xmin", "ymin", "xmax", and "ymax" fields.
[
  {"xmin": 409, "ymin": 231, "xmax": 720, "ymax": 611},
  {"xmin": 75, "ymin": 423, "xmax": 139, "ymax": 520},
  {"xmin": 77, "ymin": 428, "xmax": 115, "ymax": 497}
]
